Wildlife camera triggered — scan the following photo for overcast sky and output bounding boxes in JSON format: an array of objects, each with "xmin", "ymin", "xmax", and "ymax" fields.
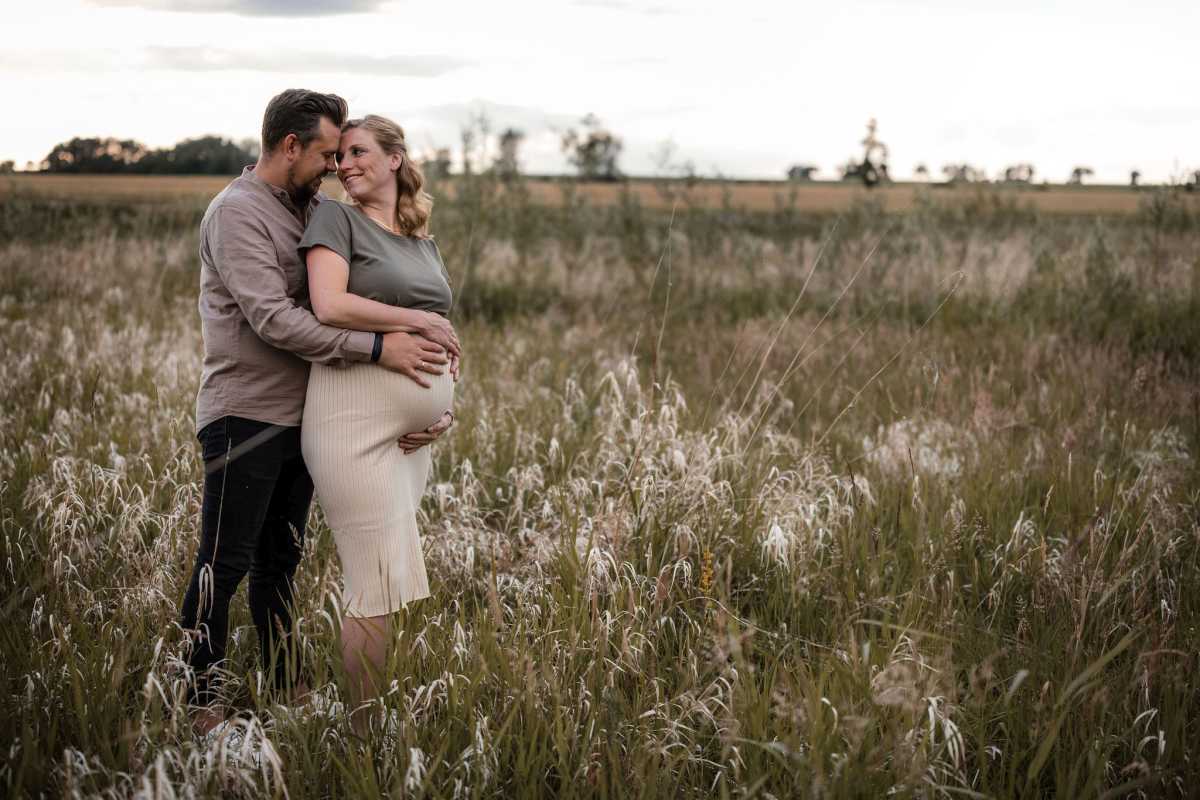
[{"xmin": 4, "ymin": 0, "xmax": 1197, "ymax": 182}]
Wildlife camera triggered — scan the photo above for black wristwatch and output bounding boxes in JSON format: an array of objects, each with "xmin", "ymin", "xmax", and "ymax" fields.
[{"xmin": 370, "ymin": 333, "xmax": 383, "ymax": 363}]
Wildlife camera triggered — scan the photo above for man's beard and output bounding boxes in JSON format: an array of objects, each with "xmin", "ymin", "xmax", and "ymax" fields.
[{"xmin": 286, "ymin": 165, "xmax": 324, "ymax": 207}]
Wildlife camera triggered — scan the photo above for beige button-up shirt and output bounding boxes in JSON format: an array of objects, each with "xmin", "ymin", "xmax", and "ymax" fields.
[{"xmin": 195, "ymin": 166, "xmax": 374, "ymax": 432}]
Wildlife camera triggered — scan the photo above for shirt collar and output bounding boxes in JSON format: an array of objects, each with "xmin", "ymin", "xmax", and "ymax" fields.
[{"xmin": 241, "ymin": 164, "xmax": 322, "ymax": 218}]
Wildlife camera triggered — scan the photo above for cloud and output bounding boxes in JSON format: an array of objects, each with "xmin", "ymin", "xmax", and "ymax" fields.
[
  {"xmin": 1055, "ymin": 105, "xmax": 1200, "ymax": 127},
  {"xmin": 0, "ymin": 47, "xmax": 469, "ymax": 77},
  {"xmin": 572, "ymin": 0, "xmax": 684, "ymax": 14},
  {"xmin": 144, "ymin": 47, "xmax": 469, "ymax": 76},
  {"xmin": 398, "ymin": 100, "xmax": 580, "ymax": 135},
  {"xmin": 87, "ymin": 0, "xmax": 387, "ymax": 17},
  {"xmin": 0, "ymin": 51, "xmax": 121, "ymax": 72}
]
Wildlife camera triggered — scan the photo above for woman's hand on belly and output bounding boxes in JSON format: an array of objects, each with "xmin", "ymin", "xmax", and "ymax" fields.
[
  {"xmin": 379, "ymin": 332, "xmax": 449, "ymax": 388},
  {"xmin": 416, "ymin": 312, "xmax": 461, "ymax": 359}
]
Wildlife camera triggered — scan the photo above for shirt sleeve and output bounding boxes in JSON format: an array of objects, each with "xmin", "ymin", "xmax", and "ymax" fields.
[
  {"xmin": 208, "ymin": 202, "xmax": 374, "ymax": 364},
  {"xmin": 298, "ymin": 201, "xmax": 352, "ymax": 263},
  {"xmin": 429, "ymin": 238, "xmax": 454, "ymax": 312}
]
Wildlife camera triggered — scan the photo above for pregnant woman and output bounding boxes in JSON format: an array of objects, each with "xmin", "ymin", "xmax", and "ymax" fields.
[{"xmin": 298, "ymin": 114, "xmax": 458, "ymax": 711}]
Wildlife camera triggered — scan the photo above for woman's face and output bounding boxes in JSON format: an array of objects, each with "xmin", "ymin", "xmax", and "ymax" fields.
[{"xmin": 336, "ymin": 127, "xmax": 400, "ymax": 201}]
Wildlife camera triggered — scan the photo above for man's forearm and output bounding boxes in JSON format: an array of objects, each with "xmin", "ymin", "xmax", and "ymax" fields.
[{"xmin": 251, "ymin": 300, "xmax": 375, "ymax": 364}]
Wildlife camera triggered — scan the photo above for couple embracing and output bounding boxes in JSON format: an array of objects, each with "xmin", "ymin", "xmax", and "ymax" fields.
[{"xmin": 178, "ymin": 89, "xmax": 458, "ymax": 733}]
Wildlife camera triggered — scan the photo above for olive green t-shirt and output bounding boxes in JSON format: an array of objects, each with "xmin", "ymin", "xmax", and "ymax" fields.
[{"xmin": 298, "ymin": 200, "xmax": 453, "ymax": 316}]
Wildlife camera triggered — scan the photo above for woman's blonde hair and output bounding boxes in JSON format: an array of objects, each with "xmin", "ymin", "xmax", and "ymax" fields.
[{"xmin": 342, "ymin": 114, "xmax": 433, "ymax": 237}]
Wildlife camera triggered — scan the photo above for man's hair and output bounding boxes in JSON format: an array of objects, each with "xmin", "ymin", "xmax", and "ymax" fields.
[{"xmin": 261, "ymin": 89, "xmax": 348, "ymax": 154}]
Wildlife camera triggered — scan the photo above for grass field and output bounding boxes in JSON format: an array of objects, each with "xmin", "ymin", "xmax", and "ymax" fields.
[
  {"xmin": 5, "ymin": 172, "xmax": 1196, "ymax": 214},
  {"xmin": 1, "ymin": 174, "xmax": 1199, "ymax": 797}
]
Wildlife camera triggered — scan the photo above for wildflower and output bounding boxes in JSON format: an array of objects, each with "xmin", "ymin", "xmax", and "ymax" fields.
[
  {"xmin": 862, "ymin": 417, "xmax": 976, "ymax": 479},
  {"xmin": 405, "ymin": 747, "xmax": 427, "ymax": 792},
  {"xmin": 760, "ymin": 521, "xmax": 793, "ymax": 569}
]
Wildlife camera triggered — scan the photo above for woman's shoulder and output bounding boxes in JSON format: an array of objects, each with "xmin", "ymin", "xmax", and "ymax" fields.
[
  {"xmin": 415, "ymin": 234, "xmax": 443, "ymax": 258},
  {"xmin": 312, "ymin": 197, "xmax": 355, "ymax": 222},
  {"xmin": 304, "ymin": 199, "xmax": 359, "ymax": 242},
  {"xmin": 299, "ymin": 199, "xmax": 357, "ymax": 258}
]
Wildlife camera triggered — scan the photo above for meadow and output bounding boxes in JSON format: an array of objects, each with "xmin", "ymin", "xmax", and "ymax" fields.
[
  {"xmin": 2, "ymin": 172, "xmax": 1186, "ymax": 214},
  {"xmin": 1, "ymin": 173, "xmax": 1198, "ymax": 798}
]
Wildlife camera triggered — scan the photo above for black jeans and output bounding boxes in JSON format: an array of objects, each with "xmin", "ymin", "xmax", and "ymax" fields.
[{"xmin": 179, "ymin": 416, "xmax": 313, "ymax": 706}]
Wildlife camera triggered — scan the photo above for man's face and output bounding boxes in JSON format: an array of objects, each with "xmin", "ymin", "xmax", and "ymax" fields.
[{"xmin": 285, "ymin": 117, "xmax": 341, "ymax": 204}]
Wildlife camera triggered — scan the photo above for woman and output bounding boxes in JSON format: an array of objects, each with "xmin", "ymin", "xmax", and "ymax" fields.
[{"xmin": 298, "ymin": 114, "xmax": 457, "ymax": 710}]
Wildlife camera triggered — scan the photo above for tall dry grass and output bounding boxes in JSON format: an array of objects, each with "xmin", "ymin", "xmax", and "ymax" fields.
[{"xmin": 1, "ymin": 178, "xmax": 1198, "ymax": 797}]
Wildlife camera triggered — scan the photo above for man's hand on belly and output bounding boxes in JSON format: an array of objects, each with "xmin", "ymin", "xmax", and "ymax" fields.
[{"xmin": 398, "ymin": 410, "xmax": 454, "ymax": 454}]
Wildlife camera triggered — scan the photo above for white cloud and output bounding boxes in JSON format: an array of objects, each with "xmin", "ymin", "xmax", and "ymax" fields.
[
  {"xmin": 87, "ymin": 0, "xmax": 386, "ymax": 16},
  {"xmin": 571, "ymin": 0, "xmax": 685, "ymax": 15},
  {"xmin": 144, "ymin": 47, "xmax": 469, "ymax": 76},
  {"xmin": 400, "ymin": 100, "xmax": 578, "ymax": 133},
  {"xmin": 0, "ymin": 47, "xmax": 469, "ymax": 76}
]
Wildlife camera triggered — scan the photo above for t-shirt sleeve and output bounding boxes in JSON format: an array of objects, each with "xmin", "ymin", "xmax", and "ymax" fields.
[
  {"xmin": 298, "ymin": 201, "xmax": 352, "ymax": 264},
  {"xmin": 429, "ymin": 238, "xmax": 452, "ymax": 286},
  {"xmin": 429, "ymin": 238, "xmax": 454, "ymax": 312}
]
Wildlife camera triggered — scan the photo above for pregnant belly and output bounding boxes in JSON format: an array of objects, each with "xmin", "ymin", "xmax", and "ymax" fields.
[{"xmin": 305, "ymin": 362, "xmax": 455, "ymax": 437}]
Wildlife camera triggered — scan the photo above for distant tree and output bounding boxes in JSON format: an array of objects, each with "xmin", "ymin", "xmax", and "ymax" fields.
[
  {"xmin": 42, "ymin": 137, "xmax": 149, "ymax": 173},
  {"xmin": 459, "ymin": 111, "xmax": 491, "ymax": 176},
  {"xmin": 1068, "ymin": 166, "xmax": 1094, "ymax": 185},
  {"xmin": 422, "ymin": 147, "xmax": 453, "ymax": 179},
  {"xmin": 843, "ymin": 118, "xmax": 890, "ymax": 188},
  {"xmin": 650, "ymin": 139, "xmax": 696, "ymax": 182},
  {"xmin": 651, "ymin": 139, "xmax": 677, "ymax": 176},
  {"xmin": 492, "ymin": 128, "xmax": 524, "ymax": 179},
  {"xmin": 786, "ymin": 164, "xmax": 818, "ymax": 181},
  {"xmin": 459, "ymin": 127, "xmax": 475, "ymax": 176},
  {"xmin": 942, "ymin": 163, "xmax": 984, "ymax": 183},
  {"xmin": 561, "ymin": 113, "xmax": 623, "ymax": 181},
  {"xmin": 139, "ymin": 136, "xmax": 255, "ymax": 175},
  {"xmin": 237, "ymin": 137, "xmax": 261, "ymax": 161},
  {"xmin": 913, "ymin": 163, "xmax": 930, "ymax": 181},
  {"xmin": 839, "ymin": 157, "xmax": 862, "ymax": 181},
  {"xmin": 1129, "ymin": 169, "xmax": 1141, "ymax": 188},
  {"xmin": 40, "ymin": 134, "xmax": 253, "ymax": 175},
  {"xmin": 1001, "ymin": 163, "xmax": 1035, "ymax": 183},
  {"xmin": 0, "ymin": 161, "xmax": 14, "ymax": 174}
]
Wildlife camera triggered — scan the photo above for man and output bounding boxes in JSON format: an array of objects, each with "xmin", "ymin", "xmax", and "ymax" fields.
[{"xmin": 178, "ymin": 89, "xmax": 453, "ymax": 734}]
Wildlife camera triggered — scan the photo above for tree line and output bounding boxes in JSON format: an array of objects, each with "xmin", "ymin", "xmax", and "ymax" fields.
[
  {"xmin": 32, "ymin": 135, "xmax": 261, "ymax": 175},
  {"xmin": 19, "ymin": 117, "xmax": 1187, "ymax": 187},
  {"xmin": 21, "ymin": 114, "xmax": 624, "ymax": 181},
  {"xmin": 786, "ymin": 119, "xmax": 1200, "ymax": 189}
]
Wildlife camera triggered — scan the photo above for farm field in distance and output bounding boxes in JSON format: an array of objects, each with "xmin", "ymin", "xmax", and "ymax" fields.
[
  {"xmin": 1, "ymin": 172, "xmax": 1199, "ymax": 797},
  {"xmin": 4, "ymin": 171, "xmax": 1196, "ymax": 214}
]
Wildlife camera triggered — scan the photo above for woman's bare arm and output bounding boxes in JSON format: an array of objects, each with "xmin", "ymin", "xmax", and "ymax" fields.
[{"xmin": 306, "ymin": 245, "xmax": 460, "ymax": 357}]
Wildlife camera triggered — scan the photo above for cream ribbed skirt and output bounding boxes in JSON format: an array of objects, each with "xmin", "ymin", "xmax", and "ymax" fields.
[{"xmin": 302, "ymin": 362, "xmax": 454, "ymax": 618}]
